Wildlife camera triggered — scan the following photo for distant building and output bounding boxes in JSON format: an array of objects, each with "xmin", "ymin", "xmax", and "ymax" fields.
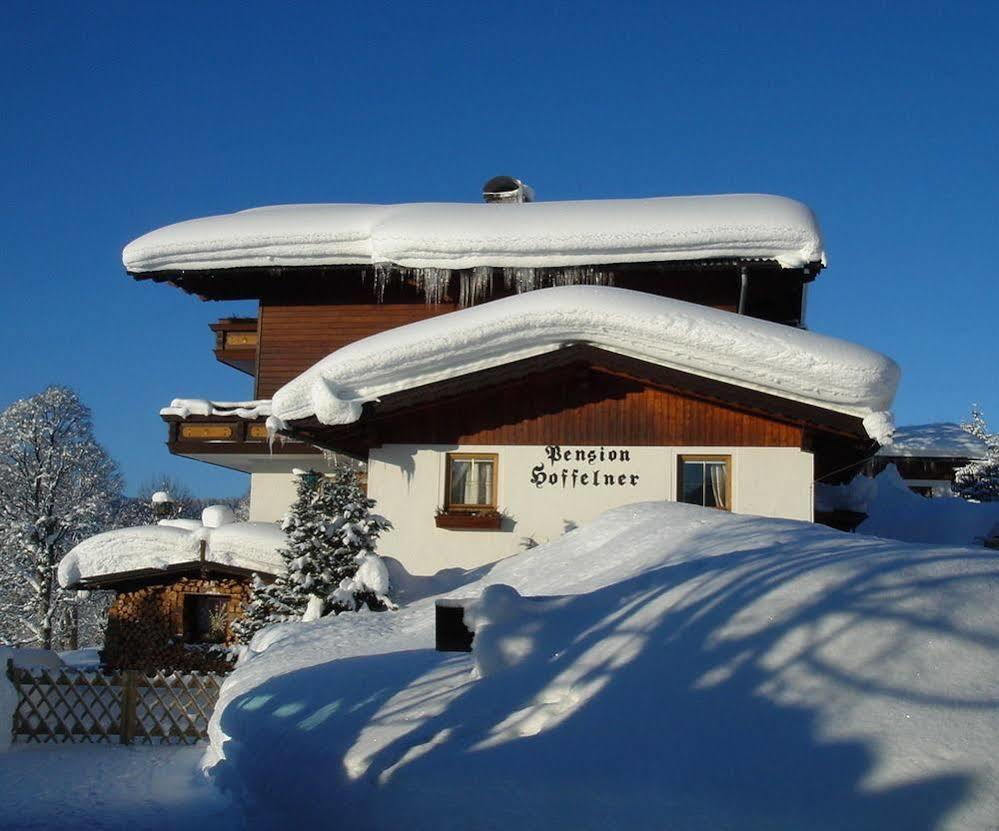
[{"xmin": 870, "ymin": 423, "xmax": 988, "ymax": 497}]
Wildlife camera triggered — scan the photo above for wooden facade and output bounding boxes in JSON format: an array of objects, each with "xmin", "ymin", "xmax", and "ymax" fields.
[
  {"xmin": 256, "ymin": 301, "xmax": 457, "ymax": 398},
  {"xmin": 281, "ymin": 346, "xmax": 873, "ymax": 484},
  {"xmin": 190, "ymin": 264, "xmax": 811, "ymax": 397},
  {"xmin": 102, "ymin": 572, "xmax": 253, "ymax": 673}
]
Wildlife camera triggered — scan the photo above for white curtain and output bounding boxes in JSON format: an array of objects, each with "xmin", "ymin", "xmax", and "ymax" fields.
[
  {"xmin": 709, "ymin": 463, "xmax": 728, "ymax": 510},
  {"xmin": 451, "ymin": 459, "xmax": 494, "ymax": 506}
]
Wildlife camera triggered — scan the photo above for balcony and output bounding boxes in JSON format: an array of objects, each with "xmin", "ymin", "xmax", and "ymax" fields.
[{"xmin": 210, "ymin": 318, "xmax": 258, "ymax": 375}]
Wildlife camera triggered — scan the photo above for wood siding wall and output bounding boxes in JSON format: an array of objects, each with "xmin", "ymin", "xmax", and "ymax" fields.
[
  {"xmin": 252, "ymin": 270, "xmax": 806, "ymax": 398},
  {"xmin": 104, "ymin": 576, "xmax": 250, "ymax": 673},
  {"xmin": 256, "ymin": 302, "xmax": 457, "ymax": 398},
  {"xmin": 369, "ymin": 367, "xmax": 804, "ymax": 448}
]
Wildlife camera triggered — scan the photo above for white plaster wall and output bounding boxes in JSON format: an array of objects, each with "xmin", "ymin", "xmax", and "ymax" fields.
[
  {"xmin": 248, "ymin": 472, "xmax": 300, "ymax": 522},
  {"xmin": 368, "ymin": 444, "xmax": 814, "ymax": 576}
]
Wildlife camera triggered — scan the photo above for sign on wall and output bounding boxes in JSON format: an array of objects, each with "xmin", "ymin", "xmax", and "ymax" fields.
[{"xmin": 531, "ymin": 445, "xmax": 641, "ymax": 489}]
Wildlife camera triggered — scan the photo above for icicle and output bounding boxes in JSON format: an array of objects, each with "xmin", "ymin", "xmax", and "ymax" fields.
[
  {"xmin": 503, "ymin": 267, "xmax": 537, "ymax": 293},
  {"xmin": 412, "ymin": 268, "xmax": 452, "ymax": 304},
  {"xmin": 372, "ymin": 264, "xmax": 397, "ymax": 302},
  {"xmin": 458, "ymin": 267, "xmax": 493, "ymax": 308}
]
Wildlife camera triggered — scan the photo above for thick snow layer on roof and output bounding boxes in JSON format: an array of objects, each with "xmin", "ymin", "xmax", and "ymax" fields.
[
  {"xmin": 160, "ymin": 399, "xmax": 272, "ymax": 419},
  {"xmin": 58, "ymin": 519, "xmax": 285, "ymax": 587},
  {"xmin": 270, "ymin": 285, "xmax": 899, "ymax": 442},
  {"xmin": 876, "ymin": 422, "xmax": 988, "ymax": 458},
  {"xmin": 123, "ymin": 194, "xmax": 825, "ymax": 274},
  {"xmin": 206, "ymin": 501, "xmax": 999, "ymax": 830}
]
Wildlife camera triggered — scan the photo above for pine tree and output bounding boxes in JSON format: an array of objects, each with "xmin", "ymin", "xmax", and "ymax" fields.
[
  {"xmin": 230, "ymin": 574, "xmax": 296, "ymax": 643},
  {"xmin": 0, "ymin": 386, "xmax": 123, "ymax": 648},
  {"xmin": 233, "ymin": 468, "xmax": 391, "ymax": 643},
  {"xmin": 954, "ymin": 405, "xmax": 999, "ymax": 502},
  {"xmin": 324, "ymin": 467, "xmax": 391, "ymax": 614}
]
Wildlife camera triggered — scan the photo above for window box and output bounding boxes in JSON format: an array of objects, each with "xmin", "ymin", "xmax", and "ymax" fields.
[{"xmin": 435, "ymin": 510, "xmax": 503, "ymax": 530}]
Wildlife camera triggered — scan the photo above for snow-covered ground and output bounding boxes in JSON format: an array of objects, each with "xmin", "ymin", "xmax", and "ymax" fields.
[
  {"xmin": 206, "ymin": 501, "xmax": 999, "ymax": 831},
  {"xmin": 0, "ymin": 745, "xmax": 241, "ymax": 831}
]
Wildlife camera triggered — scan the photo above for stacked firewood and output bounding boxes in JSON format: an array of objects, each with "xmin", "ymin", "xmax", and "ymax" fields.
[{"xmin": 102, "ymin": 575, "xmax": 252, "ymax": 673}]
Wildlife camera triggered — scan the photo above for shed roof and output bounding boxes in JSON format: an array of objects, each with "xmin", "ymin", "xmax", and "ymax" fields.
[{"xmin": 59, "ymin": 521, "xmax": 285, "ymax": 589}]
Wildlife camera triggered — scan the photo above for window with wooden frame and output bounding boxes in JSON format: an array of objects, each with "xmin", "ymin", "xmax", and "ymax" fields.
[
  {"xmin": 678, "ymin": 455, "xmax": 731, "ymax": 511},
  {"xmin": 182, "ymin": 594, "xmax": 229, "ymax": 644},
  {"xmin": 445, "ymin": 453, "xmax": 498, "ymax": 512}
]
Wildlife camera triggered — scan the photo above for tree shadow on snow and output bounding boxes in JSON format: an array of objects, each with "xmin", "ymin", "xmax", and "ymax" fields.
[{"xmin": 215, "ymin": 533, "xmax": 997, "ymax": 830}]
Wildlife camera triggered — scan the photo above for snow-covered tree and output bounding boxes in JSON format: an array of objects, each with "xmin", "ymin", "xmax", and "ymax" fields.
[
  {"xmin": 323, "ymin": 467, "xmax": 392, "ymax": 614},
  {"xmin": 0, "ymin": 387, "xmax": 122, "ymax": 648},
  {"xmin": 233, "ymin": 468, "xmax": 391, "ymax": 643},
  {"xmin": 954, "ymin": 406, "xmax": 999, "ymax": 502}
]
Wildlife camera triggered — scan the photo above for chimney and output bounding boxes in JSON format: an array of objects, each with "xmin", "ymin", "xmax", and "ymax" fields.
[{"xmin": 482, "ymin": 176, "xmax": 535, "ymax": 204}]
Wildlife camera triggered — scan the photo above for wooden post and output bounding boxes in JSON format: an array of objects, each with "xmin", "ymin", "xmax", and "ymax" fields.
[
  {"xmin": 4, "ymin": 659, "xmax": 13, "ymax": 747},
  {"xmin": 120, "ymin": 670, "xmax": 139, "ymax": 745}
]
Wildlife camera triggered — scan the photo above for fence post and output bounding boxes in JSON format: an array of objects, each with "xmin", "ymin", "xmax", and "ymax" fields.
[
  {"xmin": 120, "ymin": 670, "xmax": 139, "ymax": 745},
  {"xmin": 4, "ymin": 659, "xmax": 14, "ymax": 746}
]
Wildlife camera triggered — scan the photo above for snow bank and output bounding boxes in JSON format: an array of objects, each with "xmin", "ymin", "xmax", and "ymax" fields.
[
  {"xmin": 206, "ymin": 501, "xmax": 999, "ymax": 830},
  {"xmin": 856, "ymin": 466, "xmax": 999, "ymax": 545},
  {"xmin": 0, "ymin": 648, "xmax": 66, "ymax": 752},
  {"xmin": 160, "ymin": 399, "xmax": 272, "ymax": 420},
  {"xmin": 877, "ymin": 422, "xmax": 988, "ymax": 459},
  {"xmin": 271, "ymin": 285, "xmax": 899, "ymax": 441},
  {"xmin": 58, "ymin": 519, "xmax": 286, "ymax": 587},
  {"xmin": 201, "ymin": 505, "xmax": 235, "ymax": 529},
  {"xmin": 123, "ymin": 194, "xmax": 825, "ymax": 274}
]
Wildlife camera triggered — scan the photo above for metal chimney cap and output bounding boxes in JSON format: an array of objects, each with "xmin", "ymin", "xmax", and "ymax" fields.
[{"xmin": 482, "ymin": 176, "xmax": 535, "ymax": 203}]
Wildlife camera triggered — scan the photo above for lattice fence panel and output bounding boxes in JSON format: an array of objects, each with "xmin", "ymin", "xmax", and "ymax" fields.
[
  {"xmin": 9, "ymin": 666, "xmax": 123, "ymax": 744},
  {"xmin": 133, "ymin": 670, "xmax": 223, "ymax": 745},
  {"xmin": 5, "ymin": 661, "xmax": 224, "ymax": 745}
]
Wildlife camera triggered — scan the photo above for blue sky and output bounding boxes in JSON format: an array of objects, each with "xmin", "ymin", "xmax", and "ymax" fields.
[{"xmin": 2, "ymin": 1, "xmax": 996, "ymax": 497}]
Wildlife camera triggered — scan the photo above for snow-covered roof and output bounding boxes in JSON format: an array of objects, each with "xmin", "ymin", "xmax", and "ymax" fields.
[
  {"xmin": 160, "ymin": 399, "xmax": 272, "ymax": 419},
  {"xmin": 269, "ymin": 285, "xmax": 899, "ymax": 443},
  {"xmin": 123, "ymin": 194, "xmax": 825, "ymax": 274},
  {"xmin": 58, "ymin": 518, "xmax": 286, "ymax": 588},
  {"xmin": 876, "ymin": 422, "xmax": 989, "ymax": 459}
]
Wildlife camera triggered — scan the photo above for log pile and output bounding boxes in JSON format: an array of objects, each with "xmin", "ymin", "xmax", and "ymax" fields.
[{"xmin": 103, "ymin": 575, "xmax": 252, "ymax": 673}]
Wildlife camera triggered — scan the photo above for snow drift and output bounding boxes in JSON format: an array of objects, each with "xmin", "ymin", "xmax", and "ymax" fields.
[
  {"xmin": 832, "ymin": 465, "xmax": 999, "ymax": 546},
  {"xmin": 58, "ymin": 514, "xmax": 286, "ymax": 587},
  {"xmin": 206, "ymin": 501, "xmax": 999, "ymax": 830},
  {"xmin": 270, "ymin": 285, "xmax": 899, "ymax": 441},
  {"xmin": 123, "ymin": 193, "xmax": 825, "ymax": 274}
]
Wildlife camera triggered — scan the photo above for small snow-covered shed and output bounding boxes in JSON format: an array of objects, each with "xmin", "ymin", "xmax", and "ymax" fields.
[
  {"xmin": 870, "ymin": 423, "xmax": 988, "ymax": 496},
  {"xmin": 59, "ymin": 510, "xmax": 284, "ymax": 672}
]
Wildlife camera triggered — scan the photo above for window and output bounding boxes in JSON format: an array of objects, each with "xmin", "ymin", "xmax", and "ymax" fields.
[
  {"xmin": 445, "ymin": 453, "xmax": 498, "ymax": 511},
  {"xmin": 183, "ymin": 594, "xmax": 229, "ymax": 644},
  {"xmin": 678, "ymin": 455, "xmax": 731, "ymax": 510}
]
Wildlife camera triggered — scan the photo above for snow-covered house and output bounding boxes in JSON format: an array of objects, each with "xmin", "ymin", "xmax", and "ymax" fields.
[
  {"xmin": 869, "ymin": 422, "xmax": 988, "ymax": 496},
  {"xmin": 59, "ymin": 509, "xmax": 284, "ymax": 671},
  {"xmin": 123, "ymin": 182, "xmax": 899, "ymax": 575}
]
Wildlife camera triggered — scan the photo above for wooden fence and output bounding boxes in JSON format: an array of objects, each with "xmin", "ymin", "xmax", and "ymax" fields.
[{"xmin": 5, "ymin": 660, "xmax": 224, "ymax": 745}]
